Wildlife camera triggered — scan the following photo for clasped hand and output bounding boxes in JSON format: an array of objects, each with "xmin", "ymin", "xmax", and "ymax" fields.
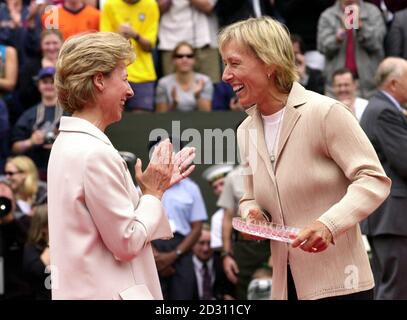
[{"xmin": 135, "ymin": 138, "xmax": 196, "ymax": 199}]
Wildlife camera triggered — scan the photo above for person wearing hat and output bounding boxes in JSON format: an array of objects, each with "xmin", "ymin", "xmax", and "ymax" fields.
[
  {"xmin": 201, "ymin": 164, "xmax": 234, "ymax": 252},
  {"xmin": 10, "ymin": 67, "xmax": 64, "ymax": 181}
]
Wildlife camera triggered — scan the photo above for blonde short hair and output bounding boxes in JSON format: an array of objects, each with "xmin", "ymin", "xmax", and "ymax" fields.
[
  {"xmin": 218, "ymin": 17, "xmax": 298, "ymax": 93},
  {"xmin": 7, "ymin": 156, "xmax": 39, "ymax": 203},
  {"xmin": 55, "ymin": 32, "xmax": 135, "ymax": 114}
]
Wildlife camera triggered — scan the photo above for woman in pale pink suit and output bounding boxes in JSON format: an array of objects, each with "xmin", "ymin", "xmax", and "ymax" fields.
[{"xmin": 47, "ymin": 32, "xmax": 195, "ymax": 300}]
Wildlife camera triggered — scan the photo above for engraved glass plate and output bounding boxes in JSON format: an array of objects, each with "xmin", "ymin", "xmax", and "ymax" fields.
[{"xmin": 232, "ymin": 217, "xmax": 300, "ymax": 243}]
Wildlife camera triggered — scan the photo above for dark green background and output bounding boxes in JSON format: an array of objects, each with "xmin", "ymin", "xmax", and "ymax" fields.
[{"xmin": 106, "ymin": 111, "xmax": 246, "ymax": 217}]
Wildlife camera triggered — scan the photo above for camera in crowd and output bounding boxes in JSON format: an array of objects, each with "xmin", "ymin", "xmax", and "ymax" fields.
[
  {"xmin": 0, "ymin": 182, "xmax": 13, "ymax": 219},
  {"xmin": 0, "ymin": 196, "xmax": 12, "ymax": 219},
  {"xmin": 40, "ymin": 122, "xmax": 57, "ymax": 145}
]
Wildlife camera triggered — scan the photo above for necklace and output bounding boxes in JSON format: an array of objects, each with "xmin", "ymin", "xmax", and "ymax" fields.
[{"xmin": 270, "ymin": 108, "xmax": 285, "ymax": 164}]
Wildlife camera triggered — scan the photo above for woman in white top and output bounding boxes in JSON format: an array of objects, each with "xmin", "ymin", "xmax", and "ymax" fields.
[{"xmin": 155, "ymin": 41, "xmax": 213, "ymax": 112}]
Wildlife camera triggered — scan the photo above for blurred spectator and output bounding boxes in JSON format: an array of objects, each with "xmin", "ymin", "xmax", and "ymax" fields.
[
  {"xmin": 218, "ymin": 165, "xmax": 270, "ymax": 299},
  {"xmin": 0, "ymin": 44, "xmax": 17, "ymax": 172},
  {"xmin": 332, "ymin": 67, "xmax": 368, "ymax": 121},
  {"xmin": 155, "ymin": 41, "xmax": 213, "ymax": 112},
  {"xmin": 291, "ymin": 34, "xmax": 325, "ymax": 94},
  {"xmin": 0, "ymin": 43, "xmax": 18, "ymax": 95},
  {"xmin": 201, "ymin": 163, "xmax": 233, "ymax": 251},
  {"xmin": 17, "ymin": 29, "xmax": 63, "ymax": 110},
  {"xmin": 360, "ymin": 57, "xmax": 407, "ymax": 299},
  {"xmin": 385, "ymin": 7, "xmax": 407, "ymax": 59},
  {"xmin": 212, "ymin": 81, "xmax": 242, "ymax": 111},
  {"xmin": 23, "ymin": 204, "xmax": 50, "ymax": 300},
  {"xmin": 42, "ymin": 0, "xmax": 100, "ymax": 41},
  {"xmin": 0, "ymin": 0, "xmax": 42, "ymax": 67},
  {"xmin": 158, "ymin": 0, "xmax": 221, "ymax": 83},
  {"xmin": 11, "ymin": 67, "xmax": 63, "ymax": 180},
  {"xmin": 276, "ymin": 0, "xmax": 334, "ymax": 70},
  {"xmin": 317, "ymin": 0, "xmax": 386, "ymax": 99},
  {"xmin": 101, "ymin": 0, "xmax": 159, "ymax": 112},
  {"xmin": 191, "ymin": 223, "xmax": 235, "ymax": 300},
  {"xmin": 216, "ymin": 0, "xmax": 284, "ymax": 29},
  {"xmin": 4, "ymin": 156, "xmax": 47, "ymax": 220},
  {"xmin": 1, "ymin": 45, "xmax": 19, "ymax": 128},
  {"xmin": 0, "ymin": 180, "xmax": 32, "ymax": 300}
]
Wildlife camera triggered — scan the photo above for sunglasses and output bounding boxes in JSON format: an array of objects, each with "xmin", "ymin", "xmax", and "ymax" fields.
[
  {"xmin": 4, "ymin": 171, "xmax": 23, "ymax": 176},
  {"xmin": 174, "ymin": 53, "xmax": 194, "ymax": 59}
]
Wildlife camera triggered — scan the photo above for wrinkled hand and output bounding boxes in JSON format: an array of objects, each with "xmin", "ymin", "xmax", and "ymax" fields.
[
  {"xmin": 169, "ymin": 146, "xmax": 196, "ymax": 187},
  {"xmin": 135, "ymin": 138, "xmax": 173, "ymax": 199},
  {"xmin": 291, "ymin": 220, "xmax": 333, "ymax": 253},
  {"xmin": 223, "ymin": 255, "xmax": 239, "ymax": 284}
]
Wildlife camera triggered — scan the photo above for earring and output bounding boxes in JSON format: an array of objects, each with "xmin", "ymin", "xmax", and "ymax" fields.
[{"xmin": 267, "ymin": 73, "xmax": 271, "ymax": 79}]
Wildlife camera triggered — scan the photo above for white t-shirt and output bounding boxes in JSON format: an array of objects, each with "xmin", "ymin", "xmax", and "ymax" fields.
[
  {"xmin": 261, "ymin": 108, "xmax": 286, "ymax": 158},
  {"xmin": 158, "ymin": 0, "xmax": 218, "ymax": 50}
]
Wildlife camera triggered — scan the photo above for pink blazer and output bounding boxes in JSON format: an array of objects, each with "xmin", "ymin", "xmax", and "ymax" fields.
[
  {"xmin": 237, "ymin": 82, "xmax": 391, "ymax": 300},
  {"xmin": 47, "ymin": 117, "xmax": 172, "ymax": 300}
]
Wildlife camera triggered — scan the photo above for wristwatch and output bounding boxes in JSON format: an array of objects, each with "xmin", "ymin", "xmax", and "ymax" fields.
[{"xmin": 220, "ymin": 250, "xmax": 233, "ymax": 259}]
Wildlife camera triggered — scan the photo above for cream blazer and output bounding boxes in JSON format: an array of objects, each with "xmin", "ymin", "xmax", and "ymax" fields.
[
  {"xmin": 47, "ymin": 117, "xmax": 172, "ymax": 300},
  {"xmin": 237, "ymin": 82, "xmax": 391, "ymax": 300}
]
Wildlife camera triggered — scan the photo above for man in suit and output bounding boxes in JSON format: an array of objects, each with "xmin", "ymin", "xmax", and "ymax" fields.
[
  {"xmin": 385, "ymin": 8, "xmax": 407, "ymax": 59},
  {"xmin": 360, "ymin": 57, "xmax": 407, "ymax": 300},
  {"xmin": 191, "ymin": 223, "xmax": 234, "ymax": 300}
]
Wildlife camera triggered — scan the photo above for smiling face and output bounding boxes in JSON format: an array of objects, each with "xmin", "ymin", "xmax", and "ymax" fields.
[
  {"xmin": 98, "ymin": 62, "xmax": 134, "ymax": 126},
  {"xmin": 193, "ymin": 229, "xmax": 213, "ymax": 262},
  {"xmin": 41, "ymin": 33, "xmax": 63, "ymax": 61},
  {"xmin": 332, "ymin": 72, "xmax": 356, "ymax": 103},
  {"xmin": 221, "ymin": 40, "xmax": 270, "ymax": 109},
  {"xmin": 38, "ymin": 76, "xmax": 57, "ymax": 101},
  {"xmin": 173, "ymin": 44, "xmax": 195, "ymax": 73}
]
